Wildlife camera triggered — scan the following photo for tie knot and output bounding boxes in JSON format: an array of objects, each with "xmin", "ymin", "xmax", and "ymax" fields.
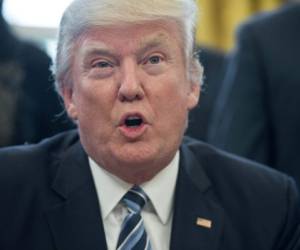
[{"xmin": 122, "ymin": 186, "xmax": 149, "ymax": 214}]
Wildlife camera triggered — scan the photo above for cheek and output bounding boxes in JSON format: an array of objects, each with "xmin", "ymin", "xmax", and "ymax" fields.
[
  {"xmin": 151, "ymin": 75, "xmax": 190, "ymax": 122},
  {"xmin": 73, "ymin": 78, "xmax": 116, "ymax": 120},
  {"xmin": 158, "ymin": 72, "xmax": 189, "ymax": 103}
]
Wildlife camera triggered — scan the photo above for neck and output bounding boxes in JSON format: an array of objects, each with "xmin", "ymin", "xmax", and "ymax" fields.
[{"xmin": 96, "ymin": 152, "xmax": 176, "ymax": 185}]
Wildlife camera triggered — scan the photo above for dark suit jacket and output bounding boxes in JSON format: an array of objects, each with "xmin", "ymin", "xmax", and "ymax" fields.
[
  {"xmin": 0, "ymin": 130, "xmax": 299, "ymax": 250},
  {"xmin": 208, "ymin": 3, "xmax": 300, "ymax": 188}
]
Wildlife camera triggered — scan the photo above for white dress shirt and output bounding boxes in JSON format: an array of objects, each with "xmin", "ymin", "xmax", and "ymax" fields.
[{"xmin": 89, "ymin": 151, "xmax": 179, "ymax": 250}]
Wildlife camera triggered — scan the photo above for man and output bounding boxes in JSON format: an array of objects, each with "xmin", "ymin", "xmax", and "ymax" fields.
[
  {"xmin": 208, "ymin": 3, "xmax": 300, "ymax": 189},
  {"xmin": 0, "ymin": 0, "xmax": 299, "ymax": 249}
]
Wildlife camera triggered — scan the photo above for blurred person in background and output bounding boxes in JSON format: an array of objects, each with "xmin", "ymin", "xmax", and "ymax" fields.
[
  {"xmin": 208, "ymin": 2, "xmax": 300, "ymax": 189},
  {"xmin": 0, "ymin": 0, "xmax": 73, "ymax": 147}
]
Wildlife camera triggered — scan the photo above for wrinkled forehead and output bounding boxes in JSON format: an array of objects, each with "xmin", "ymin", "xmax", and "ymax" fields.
[{"xmin": 74, "ymin": 19, "xmax": 185, "ymax": 57}]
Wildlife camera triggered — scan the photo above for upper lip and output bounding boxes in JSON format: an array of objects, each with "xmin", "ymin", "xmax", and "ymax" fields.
[{"xmin": 118, "ymin": 112, "xmax": 147, "ymax": 126}]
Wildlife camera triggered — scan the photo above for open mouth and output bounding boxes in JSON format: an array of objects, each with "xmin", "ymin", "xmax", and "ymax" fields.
[
  {"xmin": 119, "ymin": 113, "xmax": 147, "ymax": 138},
  {"xmin": 124, "ymin": 116, "xmax": 143, "ymax": 127}
]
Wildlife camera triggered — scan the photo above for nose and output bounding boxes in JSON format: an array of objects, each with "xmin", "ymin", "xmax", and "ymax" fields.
[{"xmin": 117, "ymin": 58, "xmax": 144, "ymax": 102}]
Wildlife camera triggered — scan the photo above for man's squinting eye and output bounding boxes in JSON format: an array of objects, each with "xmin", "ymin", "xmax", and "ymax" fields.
[
  {"xmin": 147, "ymin": 55, "xmax": 162, "ymax": 64},
  {"xmin": 93, "ymin": 61, "xmax": 112, "ymax": 68}
]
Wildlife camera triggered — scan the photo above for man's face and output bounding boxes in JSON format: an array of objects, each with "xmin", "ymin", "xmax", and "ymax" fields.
[{"xmin": 63, "ymin": 20, "xmax": 199, "ymax": 183}]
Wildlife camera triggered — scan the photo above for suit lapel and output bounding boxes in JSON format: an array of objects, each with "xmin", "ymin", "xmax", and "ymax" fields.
[
  {"xmin": 170, "ymin": 143, "xmax": 224, "ymax": 250},
  {"xmin": 45, "ymin": 140, "xmax": 107, "ymax": 250}
]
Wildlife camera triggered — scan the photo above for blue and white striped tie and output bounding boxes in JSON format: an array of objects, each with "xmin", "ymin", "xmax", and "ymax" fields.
[{"xmin": 117, "ymin": 186, "xmax": 152, "ymax": 250}]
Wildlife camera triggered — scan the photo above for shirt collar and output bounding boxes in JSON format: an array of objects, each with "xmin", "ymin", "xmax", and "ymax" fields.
[
  {"xmin": 141, "ymin": 151, "xmax": 179, "ymax": 224},
  {"xmin": 89, "ymin": 151, "xmax": 180, "ymax": 224}
]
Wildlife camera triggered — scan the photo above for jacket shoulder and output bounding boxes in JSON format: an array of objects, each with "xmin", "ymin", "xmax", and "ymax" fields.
[
  {"xmin": 182, "ymin": 136, "xmax": 296, "ymax": 195},
  {"xmin": 0, "ymin": 130, "xmax": 79, "ymax": 185}
]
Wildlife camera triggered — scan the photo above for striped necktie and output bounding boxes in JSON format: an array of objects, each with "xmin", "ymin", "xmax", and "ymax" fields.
[{"xmin": 117, "ymin": 185, "xmax": 152, "ymax": 250}]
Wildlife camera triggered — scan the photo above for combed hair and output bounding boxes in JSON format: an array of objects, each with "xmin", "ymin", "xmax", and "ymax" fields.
[{"xmin": 52, "ymin": 0, "xmax": 202, "ymax": 93}]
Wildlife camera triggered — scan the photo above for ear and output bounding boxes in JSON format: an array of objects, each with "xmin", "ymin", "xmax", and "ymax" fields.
[
  {"xmin": 187, "ymin": 59, "xmax": 203, "ymax": 110},
  {"xmin": 187, "ymin": 83, "xmax": 200, "ymax": 110},
  {"xmin": 61, "ymin": 85, "xmax": 78, "ymax": 120}
]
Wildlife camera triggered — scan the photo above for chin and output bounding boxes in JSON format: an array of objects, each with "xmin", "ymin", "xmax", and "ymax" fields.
[
  {"xmin": 114, "ymin": 139, "xmax": 177, "ymax": 170},
  {"xmin": 113, "ymin": 143, "xmax": 159, "ymax": 166}
]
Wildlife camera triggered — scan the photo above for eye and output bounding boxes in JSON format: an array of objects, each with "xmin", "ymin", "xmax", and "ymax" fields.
[
  {"xmin": 93, "ymin": 61, "xmax": 113, "ymax": 68},
  {"xmin": 141, "ymin": 53, "xmax": 167, "ymax": 75},
  {"xmin": 147, "ymin": 55, "xmax": 163, "ymax": 65},
  {"xmin": 89, "ymin": 59, "xmax": 115, "ymax": 79}
]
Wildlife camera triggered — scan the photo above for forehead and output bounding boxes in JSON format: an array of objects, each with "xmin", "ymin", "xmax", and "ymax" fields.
[{"xmin": 75, "ymin": 19, "xmax": 184, "ymax": 55}]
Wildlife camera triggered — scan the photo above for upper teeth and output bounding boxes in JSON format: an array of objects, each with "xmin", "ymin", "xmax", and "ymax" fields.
[{"xmin": 127, "ymin": 116, "xmax": 140, "ymax": 120}]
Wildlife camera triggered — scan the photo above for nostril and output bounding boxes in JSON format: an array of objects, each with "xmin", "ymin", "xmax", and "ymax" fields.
[
  {"xmin": 117, "ymin": 80, "xmax": 144, "ymax": 102},
  {"xmin": 119, "ymin": 94, "xmax": 142, "ymax": 103}
]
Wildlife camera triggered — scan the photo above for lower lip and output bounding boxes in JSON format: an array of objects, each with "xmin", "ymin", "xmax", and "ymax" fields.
[{"xmin": 118, "ymin": 123, "xmax": 148, "ymax": 140}]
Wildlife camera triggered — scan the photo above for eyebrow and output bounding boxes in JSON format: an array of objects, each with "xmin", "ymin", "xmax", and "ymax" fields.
[
  {"xmin": 136, "ymin": 35, "xmax": 172, "ymax": 56},
  {"xmin": 81, "ymin": 33, "xmax": 172, "ymax": 60},
  {"xmin": 82, "ymin": 48, "xmax": 116, "ymax": 60}
]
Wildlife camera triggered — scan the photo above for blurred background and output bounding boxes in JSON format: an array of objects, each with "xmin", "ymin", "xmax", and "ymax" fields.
[
  {"xmin": 2, "ymin": 0, "xmax": 285, "ymax": 58},
  {"xmin": 196, "ymin": 0, "xmax": 284, "ymax": 50},
  {"xmin": 2, "ymin": 0, "xmax": 73, "ymax": 59}
]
